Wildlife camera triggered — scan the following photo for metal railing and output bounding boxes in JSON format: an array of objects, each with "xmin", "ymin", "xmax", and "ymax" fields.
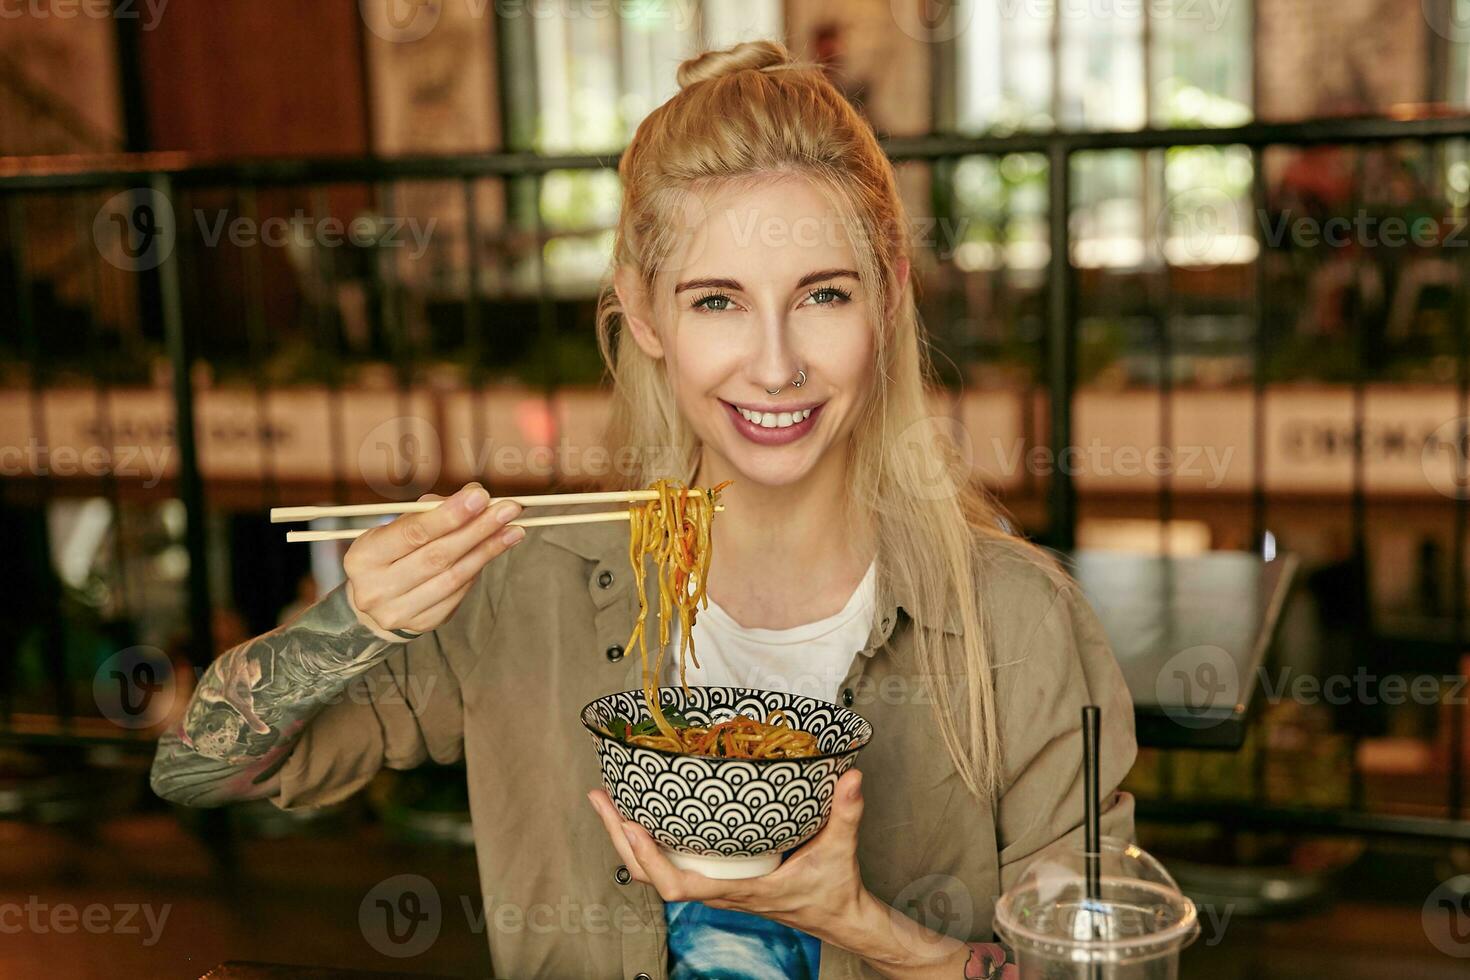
[{"xmin": 1, "ymin": 112, "xmax": 1467, "ymax": 840}]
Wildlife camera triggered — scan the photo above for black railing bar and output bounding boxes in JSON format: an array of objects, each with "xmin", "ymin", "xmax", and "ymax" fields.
[
  {"xmin": 8, "ymin": 194, "xmax": 72, "ymax": 720},
  {"xmin": 13, "ymin": 114, "xmax": 1470, "ymax": 192},
  {"xmin": 463, "ymin": 177, "xmax": 489, "ymax": 489},
  {"xmin": 1045, "ymin": 143, "xmax": 1076, "ymax": 551},
  {"xmin": 1250, "ymin": 145, "xmax": 1269, "ymax": 555},
  {"xmin": 1136, "ymin": 799, "xmax": 1470, "ymax": 844},
  {"xmin": 530, "ymin": 173, "xmax": 561, "ymax": 482},
  {"xmin": 155, "ymin": 173, "xmax": 214, "ymax": 670},
  {"xmin": 308, "ymin": 186, "xmax": 349, "ymax": 507},
  {"xmin": 74, "ymin": 192, "xmax": 132, "ymax": 625},
  {"xmin": 238, "ymin": 186, "xmax": 279, "ymax": 509},
  {"xmin": 1453, "ymin": 147, "xmax": 1470, "ymax": 819},
  {"xmin": 1347, "ymin": 145, "xmax": 1369, "ymax": 814},
  {"xmin": 1155, "ymin": 150, "xmax": 1174, "ymax": 553}
]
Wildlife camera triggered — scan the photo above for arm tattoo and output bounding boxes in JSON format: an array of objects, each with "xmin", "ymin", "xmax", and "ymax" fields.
[
  {"xmin": 150, "ymin": 584, "xmax": 400, "ymax": 807},
  {"xmin": 964, "ymin": 941, "xmax": 1014, "ymax": 979}
]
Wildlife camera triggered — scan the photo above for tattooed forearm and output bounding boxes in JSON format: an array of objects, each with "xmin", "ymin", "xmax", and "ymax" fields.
[
  {"xmin": 150, "ymin": 584, "xmax": 401, "ymax": 807},
  {"xmin": 963, "ymin": 942, "xmax": 1015, "ymax": 979}
]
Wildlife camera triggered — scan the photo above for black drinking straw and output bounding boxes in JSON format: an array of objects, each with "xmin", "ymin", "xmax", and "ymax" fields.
[{"xmin": 1082, "ymin": 705, "xmax": 1102, "ymax": 979}]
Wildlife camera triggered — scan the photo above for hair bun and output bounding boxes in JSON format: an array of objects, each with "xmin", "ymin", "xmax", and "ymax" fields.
[{"xmin": 676, "ymin": 40, "xmax": 796, "ymax": 90}]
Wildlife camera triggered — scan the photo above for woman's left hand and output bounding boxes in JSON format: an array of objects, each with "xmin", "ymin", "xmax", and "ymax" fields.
[{"xmin": 586, "ymin": 768, "xmax": 869, "ymax": 944}]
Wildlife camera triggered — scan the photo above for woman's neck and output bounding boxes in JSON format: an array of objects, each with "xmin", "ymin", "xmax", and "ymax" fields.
[{"xmin": 693, "ymin": 449, "xmax": 875, "ymax": 630}]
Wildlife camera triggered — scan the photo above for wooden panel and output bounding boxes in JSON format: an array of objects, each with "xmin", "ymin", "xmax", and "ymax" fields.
[{"xmin": 137, "ymin": 1, "xmax": 369, "ymax": 156}]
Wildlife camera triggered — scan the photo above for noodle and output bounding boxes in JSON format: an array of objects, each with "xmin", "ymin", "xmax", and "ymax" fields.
[{"xmin": 614, "ymin": 479, "xmax": 824, "ymax": 759}]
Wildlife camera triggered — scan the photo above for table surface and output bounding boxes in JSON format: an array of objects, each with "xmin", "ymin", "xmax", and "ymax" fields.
[
  {"xmin": 199, "ymin": 963, "xmax": 461, "ymax": 979},
  {"xmin": 1057, "ymin": 548, "xmax": 1299, "ymax": 750}
]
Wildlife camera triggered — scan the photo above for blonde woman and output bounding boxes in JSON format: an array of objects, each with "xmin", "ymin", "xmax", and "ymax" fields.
[{"xmin": 152, "ymin": 40, "xmax": 1135, "ymax": 980}]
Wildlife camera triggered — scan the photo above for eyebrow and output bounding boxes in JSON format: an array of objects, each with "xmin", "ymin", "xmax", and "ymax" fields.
[{"xmin": 672, "ymin": 268, "xmax": 860, "ymax": 295}]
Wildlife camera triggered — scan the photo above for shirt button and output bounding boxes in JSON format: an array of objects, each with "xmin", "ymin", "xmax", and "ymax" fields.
[
  {"xmin": 634, "ymin": 974, "xmax": 652, "ymax": 980},
  {"xmin": 881, "ymin": 616, "xmax": 892, "ymax": 630},
  {"xmin": 606, "ymin": 644, "xmax": 625, "ymax": 662},
  {"xmin": 614, "ymin": 864, "xmax": 632, "ymax": 885},
  {"xmin": 842, "ymin": 688, "xmax": 855, "ymax": 707},
  {"xmin": 597, "ymin": 570, "xmax": 615, "ymax": 589}
]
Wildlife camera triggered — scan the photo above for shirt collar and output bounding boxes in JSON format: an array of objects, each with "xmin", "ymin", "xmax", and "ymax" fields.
[{"xmin": 541, "ymin": 520, "xmax": 965, "ymax": 651}]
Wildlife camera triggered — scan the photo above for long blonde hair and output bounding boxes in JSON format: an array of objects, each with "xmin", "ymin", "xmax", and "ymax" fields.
[{"xmin": 594, "ymin": 39, "xmax": 1063, "ymax": 802}]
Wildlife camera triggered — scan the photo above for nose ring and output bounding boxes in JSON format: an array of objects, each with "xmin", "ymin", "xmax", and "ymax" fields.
[{"xmin": 765, "ymin": 370, "xmax": 806, "ymax": 396}]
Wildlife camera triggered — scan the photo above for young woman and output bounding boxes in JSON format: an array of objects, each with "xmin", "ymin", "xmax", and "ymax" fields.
[{"xmin": 152, "ymin": 40, "xmax": 1136, "ymax": 980}]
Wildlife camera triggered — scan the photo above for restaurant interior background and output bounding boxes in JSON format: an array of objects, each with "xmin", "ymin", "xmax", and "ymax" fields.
[{"xmin": 2, "ymin": 0, "xmax": 1470, "ymax": 976}]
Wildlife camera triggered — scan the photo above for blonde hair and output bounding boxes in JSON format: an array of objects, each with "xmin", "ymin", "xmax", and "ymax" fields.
[{"xmin": 594, "ymin": 39, "xmax": 1064, "ymax": 801}]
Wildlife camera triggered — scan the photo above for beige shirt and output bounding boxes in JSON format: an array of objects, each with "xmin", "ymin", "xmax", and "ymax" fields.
[{"xmin": 271, "ymin": 518, "xmax": 1137, "ymax": 979}]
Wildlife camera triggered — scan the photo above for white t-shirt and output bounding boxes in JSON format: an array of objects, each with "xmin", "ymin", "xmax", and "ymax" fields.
[{"xmin": 659, "ymin": 561, "xmax": 877, "ymax": 704}]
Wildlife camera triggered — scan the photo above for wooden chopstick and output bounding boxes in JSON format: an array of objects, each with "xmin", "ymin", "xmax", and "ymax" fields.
[
  {"xmin": 270, "ymin": 488, "xmax": 712, "ymax": 525},
  {"xmin": 284, "ymin": 504, "xmax": 725, "ymax": 543}
]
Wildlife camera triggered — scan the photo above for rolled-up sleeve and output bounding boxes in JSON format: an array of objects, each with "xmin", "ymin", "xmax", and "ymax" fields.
[
  {"xmin": 993, "ymin": 582, "xmax": 1137, "ymax": 891},
  {"xmin": 273, "ymin": 629, "xmax": 466, "ymax": 809}
]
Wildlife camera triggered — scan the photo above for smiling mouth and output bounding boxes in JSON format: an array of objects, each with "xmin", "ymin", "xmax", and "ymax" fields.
[{"xmin": 731, "ymin": 404, "xmax": 814, "ymax": 429}]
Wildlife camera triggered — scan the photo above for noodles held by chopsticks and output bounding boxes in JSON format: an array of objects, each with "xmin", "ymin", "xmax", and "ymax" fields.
[{"xmin": 616, "ymin": 478, "xmax": 823, "ymax": 759}]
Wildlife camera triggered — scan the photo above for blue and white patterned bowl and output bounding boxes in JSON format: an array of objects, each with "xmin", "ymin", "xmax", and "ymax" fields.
[{"xmin": 581, "ymin": 686, "xmax": 874, "ymax": 879}]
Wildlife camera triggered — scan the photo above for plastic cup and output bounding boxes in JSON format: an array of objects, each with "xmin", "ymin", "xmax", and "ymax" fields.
[{"xmin": 994, "ymin": 836, "xmax": 1199, "ymax": 979}]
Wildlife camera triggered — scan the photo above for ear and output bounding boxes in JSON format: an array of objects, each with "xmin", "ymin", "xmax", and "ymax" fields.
[
  {"xmin": 886, "ymin": 256, "xmax": 910, "ymax": 318},
  {"xmin": 614, "ymin": 265, "xmax": 665, "ymax": 360}
]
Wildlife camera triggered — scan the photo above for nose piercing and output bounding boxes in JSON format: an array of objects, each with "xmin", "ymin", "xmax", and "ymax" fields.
[{"xmin": 765, "ymin": 369, "xmax": 806, "ymax": 396}]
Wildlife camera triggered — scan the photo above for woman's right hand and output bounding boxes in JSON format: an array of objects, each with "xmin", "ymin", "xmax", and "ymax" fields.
[{"xmin": 343, "ymin": 482, "xmax": 524, "ymax": 637}]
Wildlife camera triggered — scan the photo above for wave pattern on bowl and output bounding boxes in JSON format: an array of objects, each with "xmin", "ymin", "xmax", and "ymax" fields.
[{"xmin": 582, "ymin": 686, "xmax": 872, "ymax": 858}]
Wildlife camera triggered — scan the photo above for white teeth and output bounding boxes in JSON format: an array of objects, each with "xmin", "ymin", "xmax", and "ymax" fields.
[{"xmin": 735, "ymin": 405, "xmax": 814, "ymax": 428}]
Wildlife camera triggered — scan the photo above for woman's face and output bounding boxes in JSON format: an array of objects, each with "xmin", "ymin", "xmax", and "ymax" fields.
[{"xmin": 620, "ymin": 178, "xmax": 885, "ymax": 489}]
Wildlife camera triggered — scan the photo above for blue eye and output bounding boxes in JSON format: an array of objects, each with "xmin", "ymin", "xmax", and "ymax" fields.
[
  {"xmin": 807, "ymin": 285, "xmax": 852, "ymax": 305},
  {"xmin": 691, "ymin": 291, "xmax": 732, "ymax": 312}
]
